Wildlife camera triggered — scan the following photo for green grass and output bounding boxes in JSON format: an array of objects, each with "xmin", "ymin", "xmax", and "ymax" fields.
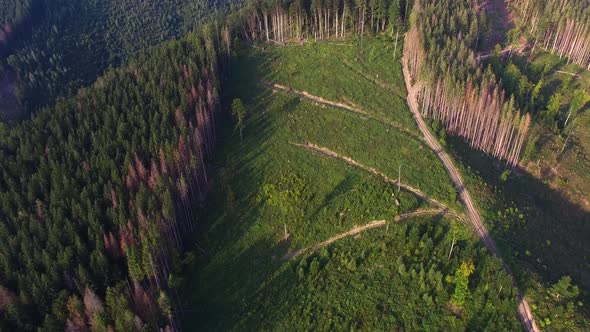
[
  {"xmin": 265, "ymin": 36, "xmax": 414, "ymax": 129},
  {"xmin": 180, "ymin": 37, "xmax": 521, "ymax": 330}
]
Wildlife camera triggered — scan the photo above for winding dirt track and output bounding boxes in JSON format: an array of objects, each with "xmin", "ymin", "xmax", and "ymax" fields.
[
  {"xmin": 283, "ymin": 209, "xmax": 445, "ymax": 260},
  {"xmin": 402, "ymin": 50, "xmax": 539, "ymax": 332},
  {"xmin": 270, "ymin": 82, "xmax": 424, "ymax": 143},
  {"xmin": 291, "ymin": 142, "xmax": 465, "ymax": 222}
]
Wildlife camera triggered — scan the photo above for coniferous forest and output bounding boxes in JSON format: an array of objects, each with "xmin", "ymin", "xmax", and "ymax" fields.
[
  {"xmin": 1, "ymin": 0, "xmax": 590, "ymax": 330},
  {"xmin": 404, "ymin": 0, "xmax": 531, "ymax": 166},
  {"xmin": 0, "ymin": 0, "xmax": 236, "ymax": 117},
  {"xmin": 0, "ymin": 26, "xmax": 227, "ymax": 330},
  {"xmin": 510, "ymin": 0, "xmax": 590, "ymax": 69}
]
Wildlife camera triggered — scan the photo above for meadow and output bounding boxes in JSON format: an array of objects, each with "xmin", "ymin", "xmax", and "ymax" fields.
[{"xmin": 180, "ymin": 37, "xmax": 521, "ymax": 330}]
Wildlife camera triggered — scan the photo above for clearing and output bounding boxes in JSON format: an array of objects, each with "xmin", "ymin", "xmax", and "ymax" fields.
[{"xmin": 180, "ymin": 37, "xmax": 521, "ymax": 330}]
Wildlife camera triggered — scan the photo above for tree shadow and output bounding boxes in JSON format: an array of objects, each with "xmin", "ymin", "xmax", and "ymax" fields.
[
  {"xmin": 445, "ymin": 135, "xmax": 590, "ymax": 319},
  {"xmin": 179, "ymin": 45, "xmax": 293, "ymax": 329},
  {"xmin": 180, "ymin": 235, "xmax": 291, "ymax": 330},
  {"xmin": 307, "ymin": 173, "xmax": 360, "ymax": 222},
  {"xmin": 479, "ymin": 0, "xmax": 514, "ymax": 52},
  {"xmin": 201, "ymin": 214, "xmax": 522, "ymax": 331}
]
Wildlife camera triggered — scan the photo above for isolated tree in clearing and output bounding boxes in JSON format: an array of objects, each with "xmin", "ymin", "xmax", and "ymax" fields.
[
  {"xmin": 564, "ymin": 89, "xmax": 590, "ymax": 128},
  {"xmin": 232, "ymin": 98, "xmax": 247, "ymax": 140}
]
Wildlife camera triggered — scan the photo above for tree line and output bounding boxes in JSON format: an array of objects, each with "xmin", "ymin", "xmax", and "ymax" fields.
[
  {"xmin": 231, "ymin": 0, "xmax": 407, "ymax": 43},
  {"xmin": 510, "ymin": 0, "xmax": 590, "ymax": 70},
  {"xmin": 0, "ymin": 24, "xmax": 229, "ymax": 330},
  {"xmin": 405, "ymin": 0, "xmax": 531, "ymax": 166}
]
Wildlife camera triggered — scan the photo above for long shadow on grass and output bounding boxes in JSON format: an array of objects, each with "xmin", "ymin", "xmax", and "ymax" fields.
[
  {"xmin": 307, "ymin": 173, "xmax": 360, "ymax": 222},
  {"xmin": 180, "ymin": 99, "xmax": 293, "ymax": 329},
  {"xmin": 446, "ymin": 136, "xmax": 590, "ymax": 319},
  {"xmin": 181, "ymin": 235, "xmax": 292, "ymax": 330},
  {"xmin": 180, "ymin": 46, "xmax": 299, "ymax": 329}
]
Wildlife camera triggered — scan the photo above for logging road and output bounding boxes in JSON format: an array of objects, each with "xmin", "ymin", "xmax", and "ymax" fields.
[
  {"xmin": 283, "ymin": 209, "xmax": 445, "ymax": 260},
  {"xmin": 402, "ymin": 49, "xmax": 540, "ymax": 332},
  {"xmin": 269, "ymin": 82, "xmax": 425, "ymax": 143},
  {"xmin": 291, "ymin": 142, "xmax": 464, "ymax": 220}
]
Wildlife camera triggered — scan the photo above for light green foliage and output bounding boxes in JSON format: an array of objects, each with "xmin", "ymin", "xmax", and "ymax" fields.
[
  {"xmin": 546, "ymin": 93, "xmax": 562, "ymax": 116},
  {"xmin": 549, "ymin": 276, "xmax": 579, "ymax": 301},
  {"xmin": 105, "ymin": 286, "xmax": 135, "ymax": 332},
  {"xmin": 532, "ymin": 79, "xmax": 543, "ymax": 105},
  {"xmin": 158, "ymin": 291, "xmax": 173, "ymax": 320},
  {"xmin": 450, "ymin": 261, "xmax": 475, "ymax": 307},
  {"xmin": 499, "ymin": 169, "xmax": 511, "ymax": 182},
  {"xmin": 258, "ymin": 173, "xmax": 305, "ymax": 215},
  {"xmin": 231, "ymin": 98, "xmax": 247, "ymax": 139},
  {"xmin": 565, "ymin": 89, "xmax": 590, "ymax": 127},
  {"xmin": 533, "ymin": 276, "xmax": 582, "ymax": 330}
]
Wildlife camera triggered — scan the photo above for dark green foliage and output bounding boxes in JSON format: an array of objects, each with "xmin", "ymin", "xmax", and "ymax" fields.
[
  {"xmin": 0, "ymin": 27, "xmax": 225, "ymax": 330},
  {"xmin": 0, "ymin": 0, "xmax": 34, "ymax": 26},
  {"xmin": 417, "ymin": 0, "xmax": 484, "ymax": 85},
  {"xmin": 444, "ymin": 132, "xmax": 590, "ymax": 330},
  {"xmin": 4, "ymin": 0, "xmax": 237, "ymax": 116}
]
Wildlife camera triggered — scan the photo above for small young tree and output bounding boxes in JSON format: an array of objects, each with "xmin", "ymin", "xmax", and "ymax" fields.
[
  {"xmin": 564, "ymin": 89, "xmax": 590, "ymax": 128},
  {"xmin": 231, "ymin": 98, "xmax": 247, "ymax": 140}
]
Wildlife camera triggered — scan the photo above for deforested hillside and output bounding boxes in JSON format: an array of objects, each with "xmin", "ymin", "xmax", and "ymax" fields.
[
  {"xmin": 0, "ymin": 26, "xmax": 227, "ymax": 330},
  {"xmin": 1, "ymin": 0, "xmax": 590, "ymax": 330},
  {"xmin": 182, "ymin": 35, "xmax": 521, "ymax": 331}
]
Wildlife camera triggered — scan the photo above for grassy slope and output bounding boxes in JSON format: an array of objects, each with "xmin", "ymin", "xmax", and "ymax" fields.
[{"xmin": 181, "ymin": 37, "xmax": 520, "ymax": 330}]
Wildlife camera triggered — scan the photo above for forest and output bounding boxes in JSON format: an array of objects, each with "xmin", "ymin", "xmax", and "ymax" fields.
[
  {"xmin": 0, "ymin": 25, "xmax": 228, "ymax": 330},
  {"xmin": 510, "ymin": 0, "xmax": 590, "ymax": 69},
  {"xmin": 1, "ymin": 0, "xmax": 589, "ymax": 330},
  {"xmin": 404, "ymin": 0, "xmax": 531, "ymax": 166},
  {"xmin": 0, "ymin": 0, "xmax": 236, "ymax": 119}
]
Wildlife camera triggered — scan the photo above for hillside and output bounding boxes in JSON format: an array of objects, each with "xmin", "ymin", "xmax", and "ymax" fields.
[
  {"xmin": 0, "ymin": 0, "xmax": 589, "ymax": 330},
  {"xmin": 181, "ymin": 37, "xmax": 521, "ymax": 330},
  {"xmin": 0, "ymin": 27, "xmax": 227, "ymax": 330},
  {"xmin": 0, "ymin": 0, "xmax": 237, "ymax": 121}
]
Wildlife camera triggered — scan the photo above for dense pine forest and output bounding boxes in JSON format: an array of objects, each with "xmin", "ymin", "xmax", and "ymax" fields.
[
  {"xmin": 0, "ymin": 26, "xmax": 227, "ymax": 330},
  {"xmin": 1, "ymin": 0, "xmax": 589, "ymax": 330},
  {"xmin": 0, "ymin": 0, "xmax": 236, "ymax": 119}
]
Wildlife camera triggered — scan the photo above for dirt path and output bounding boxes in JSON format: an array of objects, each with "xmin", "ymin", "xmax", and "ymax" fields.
[
  {"xmin": 270, "ymin": 82, "xmax": 425, "ymax": 143},
  {"xmin": 292, "ymin": 142, "xmax": 466, "ymax": 222},
  {"xmin": 402, "ymin": 48, "xmax": 539, "ymax": 332},
  {"xmin": 476, "ymin": 42, "xmax": 528, "ymax": 61},
  {"xmin": 283, "ymin": 208, "xmax": 446, "ymax": 260},
  {"xmin": 341, "ymin": 59, "xmax": 406, "ymax": 98}
]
